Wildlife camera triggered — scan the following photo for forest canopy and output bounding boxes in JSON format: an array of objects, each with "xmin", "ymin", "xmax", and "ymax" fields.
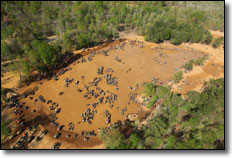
[
  {"xmin": 99, "ymin": 78, "xmax": 224, "ymax": 149},
  {"xmin": 1, "ymin": 1, "xmax": 224, "ymax": 79}
]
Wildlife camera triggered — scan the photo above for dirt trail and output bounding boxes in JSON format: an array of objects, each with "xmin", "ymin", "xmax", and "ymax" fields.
[{"xmin": 1, "ymin": 72, "xmax": 20, "ymax": 89}]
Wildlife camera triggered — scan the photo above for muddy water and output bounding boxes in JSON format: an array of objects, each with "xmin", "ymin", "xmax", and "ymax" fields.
[{"xmin": 17, "ymin": 40, "xmax": 205, "ymax": 149}]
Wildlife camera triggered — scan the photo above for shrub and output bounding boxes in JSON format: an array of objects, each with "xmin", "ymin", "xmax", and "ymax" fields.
[
  {"xmin": 142, "ymin": 83, "xmax": 156, "ymax": 97},
  {"xmin": 128, "ymin": 134, "xmax": 140, "ymax": 149},
  {"xmin": 174, "ymin": 71, "xmax": 183, "ymax": 81},
  {"xmin": 147, "ymin": 95, "xmax": 158, "ymax": 109},
  {"xmin": 189, "ymin": 26, "xmax": 203, "ymax": 43},
  {"xmin": 183, "ymin": 60, "xmax": 194, "ymax": 71},
  {"xmin": 156, "ymin": 86, "xmax": 168, "ymax": 98},
  {"xmin": 174, "ymin": 71, "xmax": 183, "ymax": 83},
  {"xmin": 194, "ymin": 56, "xmax": 206, "ymax": 66},
  {"xmin": 202, "ymin": 30, "xmax": 213, "ymax": 44},
  {"xmin": 212, "ymin": 37, "xmax": 224, "ymax": 48},
  {"xmin": 171, "ymin": 94, "xmax": 184, "ymax": 105}
]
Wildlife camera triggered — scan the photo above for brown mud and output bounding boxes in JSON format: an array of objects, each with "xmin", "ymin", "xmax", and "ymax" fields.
[{"xmin": 1, "ymin": 30, "xmax": 224, "ymax": 149}]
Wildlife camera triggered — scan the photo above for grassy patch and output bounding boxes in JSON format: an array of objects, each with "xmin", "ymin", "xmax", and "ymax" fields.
[
  {"xmin": 156, "ymin": 86, "xmax": 169, "ymax": 98},
  {"xmin": 147, "ymin": 95, "xmax": 158, "ymax": 109},
  {"xmin": 1, "ymin": 120, "xmax": 11, "ymax": 140},
  {"xmin": 173, "ymin": 71, "xmax": 183, "ymax": 84},
  {"xmin": 183, "ymin": 60, "xmax": 194, "ymax": 71},
  {"xmin": 194, "ymin": 56, "xmax": 206, "ymax": 66},
  {"xmin": 212, "ymin": 37, "xmax": 224, "ymax": 48}
]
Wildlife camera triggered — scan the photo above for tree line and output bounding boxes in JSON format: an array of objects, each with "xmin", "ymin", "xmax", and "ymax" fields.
[{"xmin": 1, "ymin": 1, "xmax": 224, "ymax": 81}]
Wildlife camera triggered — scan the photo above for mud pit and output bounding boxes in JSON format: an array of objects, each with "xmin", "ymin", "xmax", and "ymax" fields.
[{"xmin": 15, "ymin": 40, "xmax": 205, "ymax": 149}]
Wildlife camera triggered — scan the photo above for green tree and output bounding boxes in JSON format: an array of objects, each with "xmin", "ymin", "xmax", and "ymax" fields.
[
  {"xmin": 62, "ymin": 31, "xmax": 73, "ymax": 52},
  {"xmin": 147, "ymin": 95, "xmax": 158, "ymax": 109},
  {"xmin": 171, "ymin": 30, "xmax": 184, "ymax": 45},
  {"xmin": 142, "ymin": 83, "xmax": 156, "ymax": 97},
  {"xmin": 156, "ymin": 86, "xmax": 168, "ymax": 98},
  {"xmin": 99, "ymin": 127, "xmax": 127, "ymax": 149},
  {"xmin": 1, "ymin": 41, "xmax": 12, "ymax": 60},
  {"xmin": 128, "ymin": 134, "xmax": 139, "ymax": 149},
  {"xmin": 32, "ymin": 40, "xmax": 59, "ymax": 68}
]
